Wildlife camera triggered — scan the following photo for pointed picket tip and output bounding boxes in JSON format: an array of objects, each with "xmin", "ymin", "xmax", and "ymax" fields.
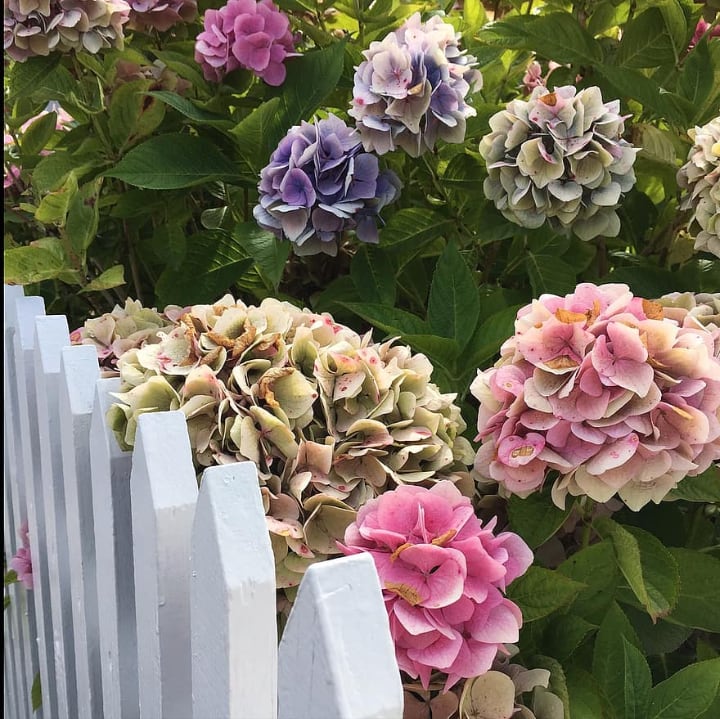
[
  {"xmin": 191, "ymin": 462, "xmax": 277, "ymax": 719},
  {"xmin": 278, "ymin": 552, "xmax": 404, "ymax": 719}
]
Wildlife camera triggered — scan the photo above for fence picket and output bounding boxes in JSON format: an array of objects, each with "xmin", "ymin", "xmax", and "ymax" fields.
[
  {"xmin": 4, "ymin": 287, "xmax": 407, "ymax": 719},
  {"xmin": 58, "ymin": 345, "xmax": 102, "ymax": 719},
  {"xmin": 89, "ymin": 377, "xmax": 136, "ymax": 719},
  {"xmin": 10, "ymin": 295, "xmax": 57, "ymax": 719},
  {"xmin": 191, "ymin": 463, "xmax": 278, "ymax": 719},
  {"xmin": 33, "ymin": 316, "xmax": 77, "ymax": 719},
  {"xmin": 4, "ymin": 285, "xmax": 31, "ymax": 719},
  {"xmin": 278, "ymin": 553, "xmax": 404, "ymax": 719},
  {"xmin": 131, "ymin": 410, "xmax": 198, "ymax": 719}
]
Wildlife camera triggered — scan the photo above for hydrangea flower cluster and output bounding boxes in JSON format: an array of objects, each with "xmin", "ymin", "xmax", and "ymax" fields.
[
  {"xmin": 194, "ymin": 0, "xmax": 296, "ymax": 86},
  {"xmin": 70, "ymin": 298, "xmax": 183, "ymax": 377},
  {"xmin": 4, "ymin": 0, "xmax": 130, "ymax": 61},
  {"xmin": 125, "ymin": 0, "xmax": 196, "ymax": 32},
  {"xmin": 107, "ymin": 295, "xmax": 474, "ymax": 590},
  {"xmin": 659, "ymin": 292, "xmax": 720, "ymax": 335},
  {"xmin": 339, "ymin": 481, "xmax": 532, "ymax": 691},
  {"xmin": 471, "ymin": 283, "xmax": 720, "ymax": 511},
  {"xmin": 349, "ymin": 13, "xmax": 482, "ymax": 157},
  {"xmin": 9, "ymin": 521, "xmax": 34, "ymax": 591},
  {"xmin": 479, "ymin": 86, "xmax": 638, "ymax": 241},
  {"xmin": 253, "ymin": 113, "xmax": 402, "ymax": 256},
  {"xmin": 676, "ymin": 116, "xmax": 720, "ymax": 258}
]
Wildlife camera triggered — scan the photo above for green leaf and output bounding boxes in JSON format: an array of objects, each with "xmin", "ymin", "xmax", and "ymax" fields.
[
  {"xmin": 665, "ymin": 548, "xmax": 720, "ymax": 633},
  {"xmin": 4, "ymin": 246, "xmax": 67, "ymax": 285},
  {"xmin": 593, "ymin": 604, "xmax": 651, "ymax": 719},
  {"xmin": 4, "ymin": 569, "xmax": 18, "ymax": 586},
  {"xmin": 427, "ymin": 243, "xmax": 479, "ymax": 351},
  {"xmin": 566, "ymin": 668, "xmax": 607, "ymax": 719},
  {"xmin": 105, "ymin": 134, "xmax": 242, "ymax": 189},
  {"xmin": 7, "ymin": 55, "xmax": 60, "ymax": 103},
  {"xmin": 340, "ymin": 303, "xmax": 429, "ymax": 337},
  {"xmin": 380, "ymin": 208, "xmax": 455, "ymax": 269},
  {"xmin": 507, "ymin": 492, "xmax": 574, "ymax": 549},
  {"xmin": 80, "ymin": 265, "xmax": 125, "ymax": 293},
  {"xmin": 666, "ymin": 464, "xmax": 720, "ymax": 502},
  {"xmin": 648, "ymin": 659, "xmax": 720, "ymax": 719},
  {"xmin": 35, "ymin": 171, "xmax": 78, "ymax": 224},
  {"xmin": 65, "ymin": 178, "xmax": 102, "ymax": 258},
  {"xmin": 19, "ymin": 111, "xmax": 57, "ymax": 158},
  {"xmin": 108, "ymin": 80, "xmax": 166, "ymax": 151},
  {"xmin": 558, "ymin": 541, "xmax": 621, "ymax": 622},
  {"xmin": 155, "ymin": 231, "xmax": 253, "ymax": 306},
  {"xmin": 594, "ymin": 518, "xmax": 680, "ymax": 621},
  {"xmin": 147, "ymin": 91, "xmax": 231, "ymax": 125},
  {"xmin": 616, "ymin": 7, "xmax": 680, "ymax": 68},
  {"xmin": 231, "ymin": 222, "xmax": 289, "ymax": 291},
  {"xmin": 31, "ymin": 671, "xmax": 42, "ymax": 711},
  {"xmin": 678, "ymin": 39, "xmax": 714, "ymax": 112},
  {"xmin": 478, "ymin": 13, "xmax": 603, "ymax": 65},
  {"xmin": 462, "ymin": 0, "xmax": 486, "ymax": 34},
  {"xmin": 526, "ymin": 250, "xmax": 577, "ymax": 296},
  {"xmin": 231, "ymin": 42, "xmax": 346, "ymax": 172},
  {"xmin": 623, "ymin": 605, "xmax": 693, "ymax": 656},
  {"xmin": 4, "ymin": 595, "xmax": 10, "ymax": 611},
  {"xmin": 465, "ymin": 304, "xmax": 522, "ymax": 370},
  {"xmin": 506, "ymin": 566, "xmax": 585, "ymax": 623},
  {"xmin": 350, "ymin": 245, "xmax": 397, "ymax": 306},
  {"xmin": 543, "ymin": 613, "xmax": 597, "ymax": 663},
  {"xmin": 399, "ymin": 334, "xmax": 461, "ymax": 375}
]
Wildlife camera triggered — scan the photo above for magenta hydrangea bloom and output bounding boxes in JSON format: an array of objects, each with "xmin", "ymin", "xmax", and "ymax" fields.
[
  {"xmin": 338, "ymin": 481, "xmax": 532, "ymax": 691},
  {"xmin": 9, "ymin": 521, "xmax": 33, "ymax": 590},
  {"xmin": 349, "ymin": 12, "xmax": 482, "ymax": 157},
  {"xmin": 254, "ymin": 113, "xmax": 402, "ymax": 256},
  {"xmin": 471, "ymin": 283, "xmax": 720, "ymax": 511},
  {"xmin": 194, "ymin": 0, "xmax": 296, "ymax": 86}
]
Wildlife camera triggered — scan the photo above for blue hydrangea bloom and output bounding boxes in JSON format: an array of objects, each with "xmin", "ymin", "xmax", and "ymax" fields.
[{"xmin": 254, "ymin": 113, "xmax": 401, "ymax": 256}]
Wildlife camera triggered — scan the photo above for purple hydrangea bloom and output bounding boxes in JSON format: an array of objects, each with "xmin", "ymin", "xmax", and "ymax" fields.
[
  {"xmin": 126, "ymin": 0, "xmax": 197, "ymax": 32},
  {"xmin": 194, "ymin": 0, "xmax": 296, "ymax": 86},
  {"xmin": 349, "ymin": 12, "xmax": 483, "ymax": 157},
  {"xmin": 253, "ymin": 113, "xmax": 402, "ymax": 256}
]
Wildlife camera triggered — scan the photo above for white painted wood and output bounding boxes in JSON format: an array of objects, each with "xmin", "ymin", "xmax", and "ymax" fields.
[
  {"xmin": 191, "ymin": 463, "xmax": 277, "ymax": 719},
  {"xmin": 11, "ymin": 294, "xmax": 57, "ymax": 719},
  {"xmin": 131, "ymin": 411, "xmax": 198, "ymax": 719},
  {"xmin": 278, "ymin": 553, "xmax": 404, "ymax": 719},
  {"xmin": 58, "ymin": 345, "xmax": 102, "ymax": 719},
  {"xmin": 3, "ymin": 284, "xmax": 27, "ymax": 719},
  {"xmin": 89, "ymin": 377, "xmax": 136, "ymax": 719},
  {"xmin": 33, "ymin": 315, "xmax": 77, "ymax": 719}
]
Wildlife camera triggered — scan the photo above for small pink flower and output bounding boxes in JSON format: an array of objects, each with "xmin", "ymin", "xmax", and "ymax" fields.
[
  {"xmin": 689, "ymin": 19, "xmax": 720, "ymax": 51},
  {"xmin": 9, "ymin": 521, "xmax": 33, "ymax": 590},
  {"xmin": 338, "ymin": 481, "xmax": 532, "ymax": 690}
]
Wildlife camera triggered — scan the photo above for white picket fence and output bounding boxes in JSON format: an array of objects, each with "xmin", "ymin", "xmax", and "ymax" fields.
[{"xmin": 3, "ymin": 285, "xmax": 404, "ymax": 719}]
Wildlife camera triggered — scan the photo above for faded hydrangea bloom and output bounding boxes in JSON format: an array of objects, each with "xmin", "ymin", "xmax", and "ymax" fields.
[
  {"xmin": 458, "ymin": 651, "xmax": 564, "ymax": 719},
  {"xmin": 4, "ymin": 0, "xmax": 131, "ymax": 61},
  {"xmin": 107, "ymin": 295, "xmax": 474, "ymax": 591},
  {"xmin": 70, "ymin": 299, "xmax": 183, "ymax": 377},
  {"xmin": 349, "ymin": 13, "xmax": 482, "ymax": 157},
  {"xmin": 126, "ymin": 0, "xmax": 197, "ymax": 32},
  {"xmin": 339, "ymin": 481, "xmax": 533, "ymax": 692},
  {"xmin": 471, "ymin": 283, "xmax": 720, "ymax": 511},
  {"xmin": 253, "ymin": 113, "xmax": 402, "ymax": 256},
  {"xmin": 194, "ymin": 0, "xmax": 297, "ymax": 85},
  {"xmin": 480, "ymin": 86, "xmax": 638, "ymax": 241},
  {"xmin": 677, "ymin": 117, "xmax": 720, "ymax": 258}
]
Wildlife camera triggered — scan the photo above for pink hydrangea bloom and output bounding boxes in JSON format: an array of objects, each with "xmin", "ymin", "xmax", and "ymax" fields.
[
  {"xmin": 689, "ymin": 18, "xmax": 720, "ymax": 50},
  {"xmin": 194, "ymin": 0, "xmax": 297, "ymax": 86},
  {"xmin": 338, "ymin": 481, "xmax": 532, "ymax": 691},
  {"xmin": 9, "ymin": 521, "xmax": 33, "ymax": 590},
  {"xmin": 471, "ymin": 283, "xmax": 720, "ymax": 511}
]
